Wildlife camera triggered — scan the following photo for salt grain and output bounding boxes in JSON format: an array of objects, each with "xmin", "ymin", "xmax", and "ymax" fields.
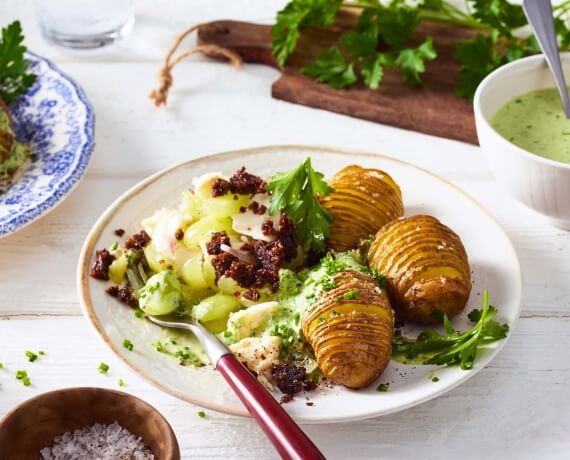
[{"xmin": 40, "ymin": 421, "xmax": 155, "ymax": 460}]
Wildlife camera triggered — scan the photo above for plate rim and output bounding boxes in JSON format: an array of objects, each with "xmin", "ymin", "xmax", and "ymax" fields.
[
  {"xmin": 77, "ymin": 144, "xmax": 523, "ymax": 423},
  {"xmin": 0, "ymin": 51, "xmax": 95, "ymax": 238}
]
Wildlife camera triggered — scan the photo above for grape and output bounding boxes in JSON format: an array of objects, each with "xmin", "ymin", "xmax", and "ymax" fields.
[
  {"xmin": 192, "ymin": 293, "xmax": 241, "ymax": 323},
  {"xmin": 180, "ymin": 254, "xmax": 209, "ymax": 291},
  {"xmin": 202, "ymin": 194, "xmax": 249, "ymax": 219},
  {"xmin": 179, "ymin": 190, "xmax": 203, "ymax": 220},
  {"xmin": 144, "ymin": 244, "xmax": 172, "ymax": 273},
  {"xmin": 202, "ymin": 258, "xmax": 217, "ymax": 289},
  {"xmin": 183, "ymin": 216, "xmax": 236, "ymax": 248},
  {"xmin": 138, "ymin": 270, "xmax": 181, "ymax": 316}
]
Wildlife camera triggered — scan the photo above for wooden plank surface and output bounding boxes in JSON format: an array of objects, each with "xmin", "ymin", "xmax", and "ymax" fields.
[{"xmin": 198, "ymin": 17, "xmax": 478, "ymax": 143}]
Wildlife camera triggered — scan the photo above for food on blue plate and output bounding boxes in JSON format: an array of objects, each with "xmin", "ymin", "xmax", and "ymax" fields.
[
  {"xmin": 0, "ymin": 98, "xmax": 31, "ymax": 181},
  {"xmin": 0, "ymin": 20, "xmax": 36, "ymax": 186},
  {"xmin": 320, "ymin": 165, "xmax": 404, "ymax": 251},
  {"xmin": 368, "ymin": 215, "xmax": 471, "ymax": 324},
  {"xmin": 90, "ymin": 158, "xmax": 505, "ymax": 398},
  {"xmin": 491, "ymin": 87, "xmax": 570, "ymax": 164}
]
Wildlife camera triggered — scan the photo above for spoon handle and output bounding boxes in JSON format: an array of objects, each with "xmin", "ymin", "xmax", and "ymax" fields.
[
  {"xmin": 216, "ymin": 354, "xmax": 326, "ymax": 460},
  {"xmin": 523, "ymin": 0, "xmax": 570, "ymax": 118}
]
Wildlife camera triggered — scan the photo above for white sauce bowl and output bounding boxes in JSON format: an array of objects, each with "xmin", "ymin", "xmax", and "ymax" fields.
[{"xmin": 474, "ymin": 53, "xmax": 570, "ymax": 230}]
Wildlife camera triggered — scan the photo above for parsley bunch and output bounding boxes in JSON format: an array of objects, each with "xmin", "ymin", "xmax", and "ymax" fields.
[
  {"xmin": 0, "ymin": 21, "xmax": 36, "ymax": 104},
  {"xmin": 272, "ymin": 0, "xmax": 570, "ymax": 100},
  {"xmin": 268, "ymin": 157, "xmax": 333, "ymax": 253},
  {"xmin": 393, "ymin": 290, "xmax": 509, "ymax": 370}
]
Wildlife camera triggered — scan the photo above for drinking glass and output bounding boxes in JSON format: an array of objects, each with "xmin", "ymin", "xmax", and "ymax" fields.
[{"xmin": 36, "ymin": 0, "xmax": 135, "ymax": 50}]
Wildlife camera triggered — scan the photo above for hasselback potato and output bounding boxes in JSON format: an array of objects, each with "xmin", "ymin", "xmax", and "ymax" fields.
[
  {"xmin": 302, "ymin": 270, "xmax": 393, "ymax": 389},
  {"xmin": 368, "ymin": 215, "xmax": 471, "ymax": 324},
  {"xmin": 320, "ymin": 165, "xmax": 404, "ymax": 251}
]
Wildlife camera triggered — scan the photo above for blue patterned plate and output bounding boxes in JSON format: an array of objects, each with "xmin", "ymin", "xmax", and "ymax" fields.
[{"xmin": 0, "ymin": 52, "xmax": 95, "ymax": 237}]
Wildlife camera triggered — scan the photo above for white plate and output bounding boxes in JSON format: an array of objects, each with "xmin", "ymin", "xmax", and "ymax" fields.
[{"xmin": 77, "ymin": 145, "xmax": 522, "ymax": 424}]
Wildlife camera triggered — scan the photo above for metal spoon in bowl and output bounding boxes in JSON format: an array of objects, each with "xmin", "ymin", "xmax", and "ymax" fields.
[
  {"xmin": 146, "ymin": 313, "xmax": 326, "ymax": 460},
  {"xmin": 523, "ymin": 0, "xmax": 570, "ymax": 118}
]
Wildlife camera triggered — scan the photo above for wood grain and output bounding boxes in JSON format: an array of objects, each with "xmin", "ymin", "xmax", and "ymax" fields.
[{"xmin": 198, "ymin": 16, "xmax": 479, "ymax": 144}]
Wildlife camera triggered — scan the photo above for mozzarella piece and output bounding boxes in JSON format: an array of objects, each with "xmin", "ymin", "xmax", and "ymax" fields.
[
  {"xmin": 226, "ymin": 301, "xmax": 280, "ymax": 341},
  {"xmin": 229, "ymin": 335, "xmax": 281, "ymax": 387}
]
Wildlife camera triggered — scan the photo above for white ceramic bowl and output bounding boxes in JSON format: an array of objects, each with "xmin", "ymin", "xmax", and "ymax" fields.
[{"xmin": 474, "ymin": 53, "xmax": 570, "ymax": 230}]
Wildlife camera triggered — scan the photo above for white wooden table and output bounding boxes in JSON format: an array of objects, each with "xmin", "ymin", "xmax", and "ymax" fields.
[{"xmin": 1, "ymin": 1, "xmax": 569, "ymax": 458}]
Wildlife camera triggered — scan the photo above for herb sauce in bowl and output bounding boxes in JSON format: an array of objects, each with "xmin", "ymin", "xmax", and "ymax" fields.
[{"xmin": 491, "ymin": 87, "xmax": 570, "ymax": 163}]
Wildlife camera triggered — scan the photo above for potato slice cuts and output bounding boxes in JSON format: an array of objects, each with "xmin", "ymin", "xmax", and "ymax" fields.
[
  {"xmin": 321, "ymin": 165, "xmax": 404, "ymax": 251},
  {"xmin": 368, "ymin": 215, "xmax": 471, "ymax": 324},
  {"xmin": 302, "ymin": 270, "xmax": 393, "ymax": 389}
]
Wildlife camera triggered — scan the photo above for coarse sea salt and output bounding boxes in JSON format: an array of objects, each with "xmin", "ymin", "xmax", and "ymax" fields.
[{"xmin": 40, "ymin": 421, "xmax": 155, "ymax": 460}]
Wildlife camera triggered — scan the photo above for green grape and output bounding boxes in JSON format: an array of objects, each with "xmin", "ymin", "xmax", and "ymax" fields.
[
  {"xmin": 202, "ymin": 317, "xmax": 229, "ymax": 334},
  {"xmin": 138, "ymin": 270, "xmax": 181, "ymax": 316},
  {"xmin": 108, "ymin": 252, "xmax": 128, "ymax": 284},
  {"xmin": 144, "ymin": 244, "xmax": 172, "ymax": 273},
  {"xmin": 192, "ymin": 293, "xmax": 241, "ymax": 323},
  {"xmin": 180, "ymin": 254, "xmax": 209, "ymax": 291},
  {"xmin": 179, "ymin": 190, "xmax": 203, "ymax": 220},
  {"xmin": 202, "ymin": 258, "xmax": 217, "ymax": 289},
  {"xmin": 202, "ymin": 194, "xmax": 250, "ymax": 219},
  {"xmin": 183, "ymin": 216, "xmax": 236, "ymax": 248},
  {"xmin": 217, "ymin": 276, "xmax": 242, "ymax": 296}
]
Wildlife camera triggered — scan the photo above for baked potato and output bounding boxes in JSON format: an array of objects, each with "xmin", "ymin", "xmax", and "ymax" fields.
[
  {"xmin": 320, "ymin": 165, "xmax": 404, "ymax": 251},
  {"xmin": 368, "ymin": 215, "xmax": 471, "ymax": 324},
  {"xmin": 302, "ymin": 270, "xmax": 393, "ymax": 388}
]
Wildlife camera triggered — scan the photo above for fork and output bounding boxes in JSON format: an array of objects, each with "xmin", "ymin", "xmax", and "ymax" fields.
[{"xmin": 147, "ymin": 314, "xmax": 326, "ymax": 460}]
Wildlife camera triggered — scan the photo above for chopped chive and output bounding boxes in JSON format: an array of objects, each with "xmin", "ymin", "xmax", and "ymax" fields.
[
  {"xmin": 223, "ymin": 331, "xmax": 232, "ymax": 338},
  {"xmin": 432, "ymin": 377, "xmax": 439, "ymax": 382},
  {"xmin": 343, "ymin": 289, "xmax": 359, "ymax": 300},
  {"xmin": 98, "ymin": 362, "xmax": 110, "ymax": 374},
  {"xmin": 122, "ymin": 339, "xmax": 134, "ymax": 351},
  {"xmin": 25, "ymin": 351, "xmax": 38, "ymax": 362},
  {"xmin": 16, "ymin": 370, "xmax": 31, "ymax": 386},
  {"xmin": 197, "ymin": 411, "xmax": 206, "ymax": 418},
  {"xmin": 0, "ymin": 362, "xmax": 4, "ymax": 369},
  {"xmin": 376, "ymin": 383, "xmax": 389, "ymax": 392},
  {"xmin": 134, "ymin": 309, "xmax": 144, "ymax": 318},
  {"xmin": 118, "ymin": 378, "xmax": 126, "ymax": 387},
  {"xmin": 38, "ymin": 351, "xmax": 45, "ymax": 356}
]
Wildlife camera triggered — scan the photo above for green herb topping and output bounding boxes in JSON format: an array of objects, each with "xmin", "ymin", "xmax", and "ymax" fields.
[
  {"xmin": 0, "ymin": 21, "xmax": 37, "ymax": 103},
  {"xmin": 15, "ymin": 369, "xmax": 30, "ymax": 386},
  {"xmin": 271, "ymin": 0, "xmax": 570, "ymax": 100},
  {"xmin": 198, "ymin": 410, "xmax": 206, "ymax": 418},
  {"xmin": 118, "ymin": 378, "xmax": 126, "ymax": 387},
  {"xmin": 98, "ymin": 362, "xmax": 110, "ymax": 374},
  {"xmin": 268, "ymin": 158, "xmax": 333, "ymax": 253},
  {"xmin": 376, "ymin": 382, "xmax": 389, "ymax": 392},
  {"xmin": 343, "ymin": 289, "xmax": 359, "ymax": 300},
  {"xmin": 25, "ymin": 351, "xmax": 38, "ymax": 362},
  {"xmin": 393, "ymin": 290, "xmax": 509, "ymax": 370},
  {"xmin": 122, "ymin": 339, "xmax": 134, "ymax": 351}
]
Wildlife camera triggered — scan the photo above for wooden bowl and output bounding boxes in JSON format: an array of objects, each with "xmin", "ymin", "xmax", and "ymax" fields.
[{"xmin": 0, "ymin": 387, "xmax": 180, "ymax": 460}]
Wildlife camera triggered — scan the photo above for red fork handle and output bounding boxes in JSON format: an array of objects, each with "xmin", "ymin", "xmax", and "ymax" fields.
[{"xmin": 216, "ymin": 354, "xmax": 326, "ymax": 460}]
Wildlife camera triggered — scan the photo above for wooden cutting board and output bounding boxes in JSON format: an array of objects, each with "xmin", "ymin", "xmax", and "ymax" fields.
[{"xmin": 197, "ymin": 13, "xmax": 480, "ymax": 144}]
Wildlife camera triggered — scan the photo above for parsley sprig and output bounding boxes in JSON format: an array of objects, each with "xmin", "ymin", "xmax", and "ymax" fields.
[
  {"xmin": 268, "ymin": 157, "xmax": 333, "ymax": 253},
  {"xmin": 393, "ymin": 290, "xmax": 509, "ymax": 370},
  {"xmin": 0, "ymin": 21, "xmax": 36, "ymax": 104},
  {"xmin": 272, "ymin": 0, "xmax": 570, "ymax": 100}
]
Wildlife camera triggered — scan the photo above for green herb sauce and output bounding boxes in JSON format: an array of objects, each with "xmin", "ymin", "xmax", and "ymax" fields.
[
  {"xmin": 491, "ymin": 88, "xmax": 570, "ymax": 163},
  {"xmin": 0, "ymin": 108, "xmax": 31, "ymax": 178}
]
